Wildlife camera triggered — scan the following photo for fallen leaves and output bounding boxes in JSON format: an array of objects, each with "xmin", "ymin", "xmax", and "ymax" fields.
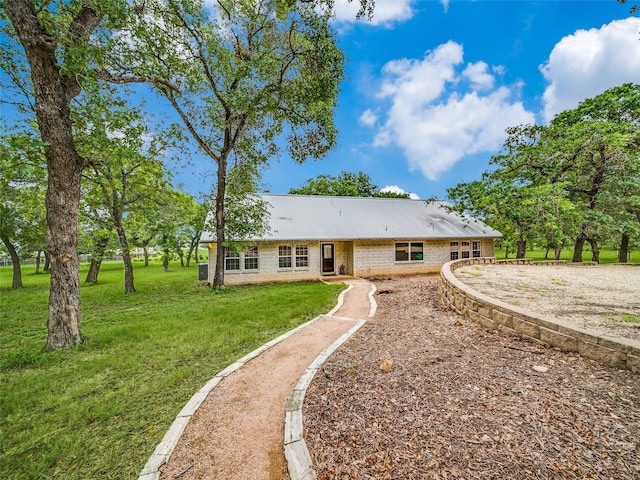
[{"xmin": 304, "ymin": 275, "xmax": 640, "ymax": 480}]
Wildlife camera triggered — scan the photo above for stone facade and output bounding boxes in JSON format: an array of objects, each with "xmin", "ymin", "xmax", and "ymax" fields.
[
  {"xmin": 207, "ymin": 238, "xmax": 495, "ymax": 285},
  {"xmin": 440, "ymin": 257, "xmax": 640, "ymax": 373}
]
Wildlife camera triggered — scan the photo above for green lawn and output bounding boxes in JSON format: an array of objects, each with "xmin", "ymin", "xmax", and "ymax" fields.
[
  {"xmin": 495, "ymin": 244, "xmax": 638, "ymax": 264},
  {"xmin": 0, "ymin": 261, "xmax": 344, "ymax": 479}
]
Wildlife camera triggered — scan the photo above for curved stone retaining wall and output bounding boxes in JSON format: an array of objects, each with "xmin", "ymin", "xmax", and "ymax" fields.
[{"xmin": 439, "ymin": 258, "xmax": 640, "ymax": 373}]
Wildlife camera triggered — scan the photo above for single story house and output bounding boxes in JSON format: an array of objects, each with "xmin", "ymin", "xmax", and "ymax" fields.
[{"xmin": 200, "ymin": 193, "xmax": 501, "ymax": 285}]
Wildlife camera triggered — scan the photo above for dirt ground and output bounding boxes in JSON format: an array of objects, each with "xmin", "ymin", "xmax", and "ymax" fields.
[
  {"xmin": 304, "ymin": 274, "xmax": 640, "ymax": 480},
  {"xmin": 454, "ymin": 264, "xmax": 640, "ymax": 341}
]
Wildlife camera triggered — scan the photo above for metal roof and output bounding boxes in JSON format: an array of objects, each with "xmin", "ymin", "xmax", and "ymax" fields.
[{"xmin": 201, "ymin": 193, "xmax": 502, "ymax": 242}]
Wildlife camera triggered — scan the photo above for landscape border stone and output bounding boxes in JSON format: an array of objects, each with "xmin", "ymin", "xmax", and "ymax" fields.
[
  {"xmin": 439, "ymin": 257, "xmax": 640, "ymax": 373},
  {"xmin": 284, "ymin": 281, "xmax": 376, "ymax": 480}
]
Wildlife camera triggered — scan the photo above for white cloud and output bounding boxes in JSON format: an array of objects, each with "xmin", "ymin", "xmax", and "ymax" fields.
[
  {"xmin": 359, "ymin": 109, "xmax": 378, "ymax": 127},
  {"xmin": 331, "ymin": 0, "xmax": 415, "ymax": 26},
  {"xmin": 373, "ymin": 41, "xmax": 535, "ymax": 180},
  {"xmin": 380, "ymin": 185, "xmax": 420, "ymax": 199},
  {"xmin": 541, "ymin": 17, "xmax": 640, "ymax": 122},
  {"xmin": 462, "ymin": 61, "xmax": 494, "ymax": 90}
]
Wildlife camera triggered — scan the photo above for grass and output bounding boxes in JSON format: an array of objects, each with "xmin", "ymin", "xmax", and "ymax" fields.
[
  {"xmin": 494, "ymin": 245, "xmax": 638, "ymax": 264},
  {"xmin": 622, "ymin": 313, "xmax": 640, "ymax": 323},
  {"xmin": 0, "ymin": 261, "xmax": 344, "ymax": 480}
]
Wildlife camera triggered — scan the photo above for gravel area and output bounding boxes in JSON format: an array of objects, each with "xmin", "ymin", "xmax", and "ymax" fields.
[
  {"xmin": 454, "ymin": 264, "xmax": 640, "ymax": 341},
  {"xmin": 303, "ymin": 274, "xmax": 640, "ymax": 480}
]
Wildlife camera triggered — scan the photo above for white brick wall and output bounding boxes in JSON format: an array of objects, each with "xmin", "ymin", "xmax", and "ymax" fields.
[{"xmin": 206, "ymin": 238, "xmax": 495, "ymax": 284}]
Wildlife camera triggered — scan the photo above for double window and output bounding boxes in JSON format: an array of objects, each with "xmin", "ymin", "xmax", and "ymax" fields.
[
  {"xmin": 450, "ymin": 240, "xmax": 481, "ymax": 260},
  {"xmin": 224, "ymin": 246, "xmax": 259, "ymax": 272},
  {"xmin": 395, "ymin": 242, "xmax": 424, "ymax": 262},
  {"xmin": 279, "ymin": 244, "xmax": 309, "ymax": 269}
]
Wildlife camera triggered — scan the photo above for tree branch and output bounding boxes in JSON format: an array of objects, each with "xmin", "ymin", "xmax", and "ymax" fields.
[{"xmin": 94, "ymin": 69, "xmax": 182, "ymax": 94}]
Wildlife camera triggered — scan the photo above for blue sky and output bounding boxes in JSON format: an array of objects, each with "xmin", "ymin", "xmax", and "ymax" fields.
[
  {"xmin": 196, "ymin": 0, "xmax": 632, "ymax": 201},
  {"xmin": 255, "ymin": 0, "xmax": 636, "ymax": 201},
  {"xmin": 176, "ymin": 0, "xmax": 639, "ymax": 200},
  {"xmin": 4, "ymin": 1, "xmax": 637, "ymax": 201}
]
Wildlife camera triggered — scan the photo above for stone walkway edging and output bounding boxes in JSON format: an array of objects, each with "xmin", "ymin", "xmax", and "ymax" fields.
[
  {"xmin": 440, "ymin": 257, "xmax": 640, "ymax": 373},
  {"xmin": 138, "ymin": 282, "xmax": 357, "ymax": 480},
  {"xmin": 285, "ymin": 281, "xmax": 377, "ymax": 480}
]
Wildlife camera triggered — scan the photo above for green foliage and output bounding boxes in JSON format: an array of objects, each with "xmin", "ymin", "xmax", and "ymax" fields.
[
  {"xmin": 289, "ymin": 170, "xmax": 410, "ymax": 198},
  {"xmin": 448, "ymin": 84, "xmax": 640, "ymax": 261},
  {"xmin": 0, "ymin": 132, "xmax": 47, "ymax": 285},
  {"xmin": 0, "ymin": 261, "xmax": 344, "ymax": 478}
]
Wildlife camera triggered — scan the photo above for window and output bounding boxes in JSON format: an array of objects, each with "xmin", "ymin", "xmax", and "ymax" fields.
[
  {"xmin": 295, "ymin": 245, "xmax": 308, "ymax": 268},
  {"xmin": 244, "ymin": 246, "xmax": 259, "ymax": 270},
  {"xmin": 450, "ymin": 241, "xmax": 459, "ymax": 261},
  {"xmin": 450, "ymin": 240, "xmax": 481, "ymax": 260},
  {"xmin": 472, "ymin": 241, "xmax": 482, "ymax": 258},
  {"xmin": 395, "ymin": 242, "xmax": 424, "ymax": 262},
  {"xmin": 410, "ymin": 242, "xmax": 424, "ymax": 261},
  {"xmin": 461, "ymin": 241, "xmax": 470, "ymax": 259},
  {"xmin": 224, "ymin": 248, "xmax": 240, "ymax": 271},
  {"xmin": 279, "ymin": 245, "xmax": 292, "ymax": 269}
]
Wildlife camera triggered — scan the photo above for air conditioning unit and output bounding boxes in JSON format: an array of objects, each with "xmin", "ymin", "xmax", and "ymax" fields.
[{"xmin": 198, "ymin": 263, "xmax": 209, "ymax": 281}]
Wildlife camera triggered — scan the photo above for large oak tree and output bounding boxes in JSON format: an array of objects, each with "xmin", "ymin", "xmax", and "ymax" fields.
[
  {"xmin": 3, "ymin": 0, "xmax": 129, "ymax": 349},
  {"xmin": 106, "ymin": 0, "xmax": 345, "ymax": 287}
]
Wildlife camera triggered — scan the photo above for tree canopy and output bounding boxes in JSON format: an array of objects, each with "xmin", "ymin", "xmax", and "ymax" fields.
[
  {"xmin": 103, "ymin": 0, "xmax": 345, "ymax": 286},
  {"xmin": 289, "ymin": 171, "xmax": 411, "ymax": 198},
  {"xmin": 448, "ymin": 83, "xmax": 640, "ymax": 262}
]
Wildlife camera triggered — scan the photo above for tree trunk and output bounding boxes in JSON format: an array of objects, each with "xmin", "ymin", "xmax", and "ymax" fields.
[
  {"xmin": 1, "ymin": 234, "xmax": 23, "ymax": 288},
  {"xmin": 143, "ymin": 243, "xmax": 149, "ymax": 267},
  {"xmin": 554, "ymin": 247, "xmax": 562, "ymax": 261},
  {"xmin": 5, "ymin": 0, "xmax": 99, "ymax": 350},
  {"xmin": 43, "ymin": 250, "xmax": 50, "ymax": 272},
  {"xmin": 85, "ymin": 259, "xmax": 101, "ymax": 284},
  {"xmin": 84, "ymin": 234, "xmax": 109, "ymax": 284},
  {"xmin": 113, "ymin": 217, "xmax": 135, "ymax": 293},
  {"xmin": 572, "ymin": 231, "xmax": 586, "ymax": 263},
  {"xmin": 163, "ymin": 257, "xmax": 169, "ymax": 272},
  {"xmin": 185, "ymin": 238, "xmax": 197, "ymax": 267},
  {"xmin": 45, "ymin": 159, "xmax": 83, "ymax": 349},
  {"xmin": 213, "ymin": 155, "xmax": 228, "ymax": 288},
  {"xmin": 516, "ymin": 239, "xmax": 526, "ymax": 259},
  {"xmin": 544, "ymin": 248, "xmax": 550, "ymax": 260},
  {"xmin": 619, "ymin": 233, "xmax": 630, "ymax": 263},
  {"xmin": 178, "ymin": 249, "xmax": 185, "ymax": 267},
  {"xmin": 35, "ymin": 250, "xmax": 42, "ymax": 274},
  {"xmin": 587, "ymin": 238, "xmax": 600, "ymax": 264}
]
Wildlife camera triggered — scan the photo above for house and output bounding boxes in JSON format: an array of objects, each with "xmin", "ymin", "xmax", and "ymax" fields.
[{"xmin": 200, "ymin": 193, "xmax": 501, "ymax": 284}]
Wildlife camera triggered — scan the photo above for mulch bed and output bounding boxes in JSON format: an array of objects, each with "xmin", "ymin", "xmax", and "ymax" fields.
[{"xmin": 303, "ymin": 275, "xmax": 640, "ymax": 480}]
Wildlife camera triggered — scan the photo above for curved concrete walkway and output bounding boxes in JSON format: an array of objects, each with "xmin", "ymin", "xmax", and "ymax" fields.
[{"xmin": 139, "ymin": 278, "xmax": 376, "ymax": 480}]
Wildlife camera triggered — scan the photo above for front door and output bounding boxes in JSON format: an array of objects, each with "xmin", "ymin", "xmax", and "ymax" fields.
[{"xmin": 321, "ymin": 243, "xmax": 335, "ymax": 274}]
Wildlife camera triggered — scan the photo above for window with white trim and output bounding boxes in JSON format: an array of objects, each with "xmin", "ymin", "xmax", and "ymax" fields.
[
  {"xmin": 450, "ymin": 241, "xmax": 459, "ymax": 260},
  {"xmin": 461, "ymin": 241, "xmax": 470, "ymax": 259},
  {"xmin": 295, "ymin": 245, "xmax": 308, "ymax": 268},
  {"xmin": 244, "ymin": 246, "xmax": 259, "ymax": 270},
  {"xmin": 395, "ymin": 242, "xmax": 424, "ymax": 262},
  {"xmin": 472, "ymin": 241, "xmax": 482, "ymax": 258},
  {"xmin": 224, "ymin": 248, "xmax": 240, "ymax": 271},
  {"xmin": 278, "ymin": 245, "xmax": 292, "ymax": 269},
  {"xmin": 450, "ymin": 240, "xmax": 481, "ymax": 260}
]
